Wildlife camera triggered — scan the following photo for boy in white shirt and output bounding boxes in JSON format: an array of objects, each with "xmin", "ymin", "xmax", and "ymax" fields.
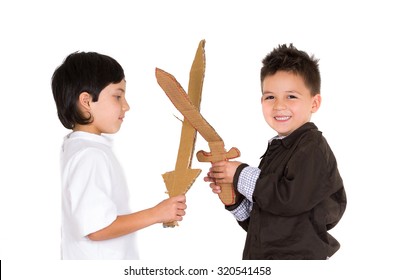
[{"xmin": 52, "ymin": 52, "xmax": 187, "ymax": 259}]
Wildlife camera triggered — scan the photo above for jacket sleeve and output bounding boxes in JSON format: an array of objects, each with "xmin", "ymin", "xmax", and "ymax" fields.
[{"xmin": 253, "ymin": 140, "xmax": 344, "ymax": 217}]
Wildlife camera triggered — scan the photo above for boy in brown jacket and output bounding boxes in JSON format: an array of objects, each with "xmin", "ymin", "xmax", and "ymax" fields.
[{"xmin": 205, "ymin": 44, "xmax": 346, "ymax": 259}]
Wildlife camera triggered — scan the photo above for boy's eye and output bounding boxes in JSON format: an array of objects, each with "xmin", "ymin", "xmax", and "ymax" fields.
[
  {"xmin": 264, "ymin": 95, "xmax": 274, "ymax": 100},
  {"xmin": 288, "ymin": 95, "xmax": 297, "ymax": 99}
]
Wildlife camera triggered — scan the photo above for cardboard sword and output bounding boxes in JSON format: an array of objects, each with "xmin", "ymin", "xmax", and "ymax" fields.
[
  {"xmin": 158, "ymin": 40, "xmax": 206, "ymax": 227},
  {"xmin": 156, "ymin": 41, "xmax": 240, "ymax": 206}
]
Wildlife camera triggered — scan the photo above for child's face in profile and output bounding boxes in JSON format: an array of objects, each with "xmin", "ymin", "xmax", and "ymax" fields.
[
  {"xmin": 261, "ymin": 71, "xmax": 321, "ymax": 136},
  {"xmin": 88, "ymin": 79, "xmax": 130, "ymax": 134}
]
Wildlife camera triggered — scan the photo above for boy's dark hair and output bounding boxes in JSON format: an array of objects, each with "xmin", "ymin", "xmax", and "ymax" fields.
[
  {"xmin": 260, "ymin": 44, "xmax": 321, "ymax": 96},
  {"xmin": 51, "ymin": 51, "xmax": 125, "ymax": 129}
]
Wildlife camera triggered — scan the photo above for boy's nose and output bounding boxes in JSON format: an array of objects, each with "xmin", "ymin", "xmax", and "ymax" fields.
[
  {"xmin": 273, "ymin": 99, "xmax": 286, "ymax": 110},
  {"xmin": 123, "ymin": 99, "xmax": 130, "ymax": 112}
]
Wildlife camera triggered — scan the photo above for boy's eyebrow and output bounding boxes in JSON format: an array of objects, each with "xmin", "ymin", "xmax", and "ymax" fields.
[
  {"xmin": 262, "ymin": 90, "xmax": 304, "ymax": 98},
  {"xmin": 286, "ymin": 90, "xmax": 302, "ymax": 95}
]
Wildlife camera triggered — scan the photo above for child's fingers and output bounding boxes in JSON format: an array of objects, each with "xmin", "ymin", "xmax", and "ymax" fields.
[
  {"xmin": 210, "ymin": 165, "xmax": 225, "ymax": 173},
  {"xmin": 211, "ymin": 161, "xmax": 227, "ymax": 167},
  {"xmin": 176, "ymin": 201, "xmax": 187, "ymax": 210},
  {"xmin": 177, "ymin": 209, "xmax": 186, "ymax": 216},
  {"xmin": 172, "ymin": 194, "xmax": 186, "ymax": 203},
  {"xmin": 204, "ymin": 175, "xmax": 214, "ymax": 182},
  {"xmin": 210, "ymin": 183, "xmax": 222, "ymax": 194},
  {"xmin": 209, "ymin": 169, "xmax": 225, "ymax": 180},
  {"xmin": 174, "ymin": 204, "xmax": 186, "ymax": 221}
]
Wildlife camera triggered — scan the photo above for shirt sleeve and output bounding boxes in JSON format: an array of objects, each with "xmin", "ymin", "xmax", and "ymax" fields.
[
  {"xmin": 66, "ymin": 148, "xmax": 118, "ymax": 237},
  {"xmin": 227, "ymin": 166, "xmax": 261, "ymax": 221},
  {"xmin": 229, "ymin": 199, "xmax": 253, "ymax": 221},
  {"xmin": 237, "ymin": 166, "xmax": 261, "ymax": 201}
]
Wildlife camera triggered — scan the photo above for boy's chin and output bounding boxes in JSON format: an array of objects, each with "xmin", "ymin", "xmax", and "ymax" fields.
[{"xmin": 103, "ymin": 127, "xmax": 121, "ymax": 134}]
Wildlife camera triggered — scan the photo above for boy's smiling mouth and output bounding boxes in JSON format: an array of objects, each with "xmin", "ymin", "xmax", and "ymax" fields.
[{"xmin": 274, "ymin": 116, "xmax": 291, "ymax": 121}]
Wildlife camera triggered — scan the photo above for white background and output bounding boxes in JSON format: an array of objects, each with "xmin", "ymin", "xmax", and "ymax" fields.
[{"xmin": 1, "ymin": 0, "xmax": 392, "ymax": 278}]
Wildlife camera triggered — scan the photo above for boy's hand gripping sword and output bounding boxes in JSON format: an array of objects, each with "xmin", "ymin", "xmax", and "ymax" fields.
[{"xmin": 156, "ymin": 41, "xmax": 240, "ymax": 206}]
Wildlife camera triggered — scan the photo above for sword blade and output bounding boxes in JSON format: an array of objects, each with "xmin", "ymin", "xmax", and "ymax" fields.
[
  {"xmin": 156, "ymin": 68, "xmax": 222, "ymax": 143},
  {"xmin": 174, "ymin": 40, "xmax": 205, "ymax": 170}
]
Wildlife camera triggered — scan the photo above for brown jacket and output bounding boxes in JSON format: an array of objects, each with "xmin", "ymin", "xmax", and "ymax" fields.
[{"xmin": 229, "ymin": 122, "xmax": 346, "ymax": 259}]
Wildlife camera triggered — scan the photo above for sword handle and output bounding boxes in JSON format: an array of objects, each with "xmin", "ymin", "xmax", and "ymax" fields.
[
  {"xmin": 218, "ymin": 183, "xmax": 238, "ymax": 206},
  {"xmin": 197, "ymin": 147, "xmax": 240, "ymax": 205},
  {"xmin": 196, "ymin": 147, "xmax": 240, "ymax": 162},
  {"xmin": 163, "ymin": 221, "xmax": 178, "ymax": 228}
]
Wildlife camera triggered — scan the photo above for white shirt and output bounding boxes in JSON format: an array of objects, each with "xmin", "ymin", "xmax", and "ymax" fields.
[{"xmin": 60, "ymin": 131, "xmax": 138, "ymax": 259}]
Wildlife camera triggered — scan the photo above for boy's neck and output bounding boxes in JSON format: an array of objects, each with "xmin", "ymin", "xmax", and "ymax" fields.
[{"xmin": 73, "ymin": 124, "xmax": 101, "ymax": 135}]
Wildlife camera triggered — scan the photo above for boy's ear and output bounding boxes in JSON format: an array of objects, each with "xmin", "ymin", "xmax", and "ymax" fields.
[
  {"xmin": 311, "ymin": 94, "xmax": 322, "ymax": 113},
  {"xmin": 79, "ymin": 92, "xmax": 92, "ymax": 111}
]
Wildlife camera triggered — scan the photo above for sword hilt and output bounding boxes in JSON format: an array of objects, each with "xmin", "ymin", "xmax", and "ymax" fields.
[
  {"xmin": 196, "ymin": 146, "xmax": 240, "ymax": 162},
  {"xmin": 196, "ymin": 145, "xmax": 240, "ymax": 205},
  {"xmin": 163, "ymin": 221, "xmax": 178, "ymax": 228}
]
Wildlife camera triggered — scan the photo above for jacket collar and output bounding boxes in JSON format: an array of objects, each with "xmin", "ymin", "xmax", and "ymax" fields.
[
  {"xmin": 270, "ymin": 122, "xmax": 318, "ymax": 149},
  {"xmin": 262, "ymin": 122, "xmax": 318, "ymax": 152}
]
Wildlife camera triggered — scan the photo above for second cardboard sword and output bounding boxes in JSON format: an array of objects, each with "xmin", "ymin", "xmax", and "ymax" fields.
[
  {"xmin": 156, "ymin": 40, "xmax": 240, "ymax": 207},
  {"xmin": 158, "ymin": 40, "xmax": 205, "ymax": 227}
]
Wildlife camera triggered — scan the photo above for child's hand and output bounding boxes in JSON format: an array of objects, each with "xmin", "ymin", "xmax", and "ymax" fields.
[
  {"xmin": 154, "ymin": 195, "xmax": 187, "ymax": 224},
  {"xmin": 209, "ymin": 160, "xmax": 242, "ymax": 184},
  {"xmin": 204, "ymin": 172, "xmax": 222, "ymax": 194},
  {"xmin": 204, "ymin": 160, "xmax": 242, "ymax": 194}
]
